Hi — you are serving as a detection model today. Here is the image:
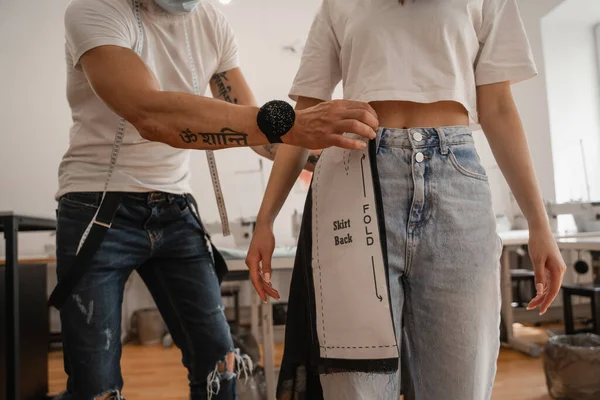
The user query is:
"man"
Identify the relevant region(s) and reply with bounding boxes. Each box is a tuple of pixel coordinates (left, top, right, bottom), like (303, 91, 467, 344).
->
(54, 0, 378, 399)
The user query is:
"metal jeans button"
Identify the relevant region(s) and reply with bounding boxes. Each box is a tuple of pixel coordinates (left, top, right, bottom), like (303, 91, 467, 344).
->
(415, 152, 424, 163)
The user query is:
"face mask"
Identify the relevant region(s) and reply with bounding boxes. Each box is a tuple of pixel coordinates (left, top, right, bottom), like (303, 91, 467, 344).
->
(153, 0, 201, 14)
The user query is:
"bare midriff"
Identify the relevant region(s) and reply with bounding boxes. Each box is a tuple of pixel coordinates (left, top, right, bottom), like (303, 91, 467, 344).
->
(369, 100, 470, 129)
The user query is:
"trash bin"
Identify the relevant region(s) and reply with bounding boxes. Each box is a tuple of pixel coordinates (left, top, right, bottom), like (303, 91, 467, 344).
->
(542, 333, 600, 400)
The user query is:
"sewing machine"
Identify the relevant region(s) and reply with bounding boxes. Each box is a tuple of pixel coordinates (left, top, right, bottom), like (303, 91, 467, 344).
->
(203, 218, 256, 248)
(547, 201, 600, 233)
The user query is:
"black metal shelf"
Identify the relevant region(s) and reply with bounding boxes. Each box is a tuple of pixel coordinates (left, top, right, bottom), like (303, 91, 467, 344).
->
(1, 212, 56, 400)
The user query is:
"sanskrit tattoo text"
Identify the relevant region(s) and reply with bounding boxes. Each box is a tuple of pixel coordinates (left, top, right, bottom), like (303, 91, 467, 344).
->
(212, 72, 238, 104)
(179, 128, 248, 146)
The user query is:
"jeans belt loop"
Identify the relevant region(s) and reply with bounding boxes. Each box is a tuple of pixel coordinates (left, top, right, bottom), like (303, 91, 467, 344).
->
(436, 128, 449, 155)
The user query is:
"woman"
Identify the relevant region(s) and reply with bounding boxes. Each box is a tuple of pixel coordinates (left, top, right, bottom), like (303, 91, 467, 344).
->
(246, 0, 566, 399)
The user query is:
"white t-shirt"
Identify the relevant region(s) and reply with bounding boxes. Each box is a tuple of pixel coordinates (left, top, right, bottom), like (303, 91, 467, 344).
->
(289, 0, 537, 124)
(56, 0, 239, 199)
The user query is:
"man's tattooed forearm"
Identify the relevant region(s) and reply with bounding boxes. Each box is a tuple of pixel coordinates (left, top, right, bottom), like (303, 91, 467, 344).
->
(212, 72, 238, 104)
(179, 128, 248, 146)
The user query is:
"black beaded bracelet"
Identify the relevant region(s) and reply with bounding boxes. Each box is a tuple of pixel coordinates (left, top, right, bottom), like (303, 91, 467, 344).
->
(256, 100, 296, 144)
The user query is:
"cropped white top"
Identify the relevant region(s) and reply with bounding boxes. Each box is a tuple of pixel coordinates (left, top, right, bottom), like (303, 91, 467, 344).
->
(289, 0, 538, 123)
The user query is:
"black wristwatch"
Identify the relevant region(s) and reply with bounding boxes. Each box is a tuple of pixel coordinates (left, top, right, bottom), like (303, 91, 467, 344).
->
(256, 100, 296, 144)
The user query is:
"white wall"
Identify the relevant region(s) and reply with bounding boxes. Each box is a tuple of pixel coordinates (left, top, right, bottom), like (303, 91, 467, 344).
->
(542, 0, 600, 203)
(0, 0, 73, 255)
(473, 0, 563, 225)
(512, 0, 562, 204)
(597, 25, 600, 76)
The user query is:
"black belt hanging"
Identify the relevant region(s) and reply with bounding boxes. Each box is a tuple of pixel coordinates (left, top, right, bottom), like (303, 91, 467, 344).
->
(48, 192, 124, 310)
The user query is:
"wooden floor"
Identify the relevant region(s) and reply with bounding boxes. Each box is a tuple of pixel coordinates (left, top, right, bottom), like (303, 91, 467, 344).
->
(49, 324, 552, 399)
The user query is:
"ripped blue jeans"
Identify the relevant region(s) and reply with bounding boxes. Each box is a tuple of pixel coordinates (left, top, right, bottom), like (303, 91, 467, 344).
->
(56, 192, 237, 400)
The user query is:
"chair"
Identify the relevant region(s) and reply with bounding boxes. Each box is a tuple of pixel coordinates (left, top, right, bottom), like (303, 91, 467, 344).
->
(511, 269, 536, 307)
(561, 283, 600, 335)
(221, 282, 241, 326)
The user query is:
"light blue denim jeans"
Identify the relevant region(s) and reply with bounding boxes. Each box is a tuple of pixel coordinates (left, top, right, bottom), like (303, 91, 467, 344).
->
(320, 126, 503, 399)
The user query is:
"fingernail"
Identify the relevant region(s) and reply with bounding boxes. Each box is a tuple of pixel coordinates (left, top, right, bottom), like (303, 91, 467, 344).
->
(359, 142, 367, 149)
(264, 273, 271, 283)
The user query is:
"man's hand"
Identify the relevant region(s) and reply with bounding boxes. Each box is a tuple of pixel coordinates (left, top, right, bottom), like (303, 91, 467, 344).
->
(286, 100, 379, 150)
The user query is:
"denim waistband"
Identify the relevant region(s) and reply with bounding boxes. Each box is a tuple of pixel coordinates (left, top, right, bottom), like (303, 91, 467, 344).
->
(378, 125, 473, 149)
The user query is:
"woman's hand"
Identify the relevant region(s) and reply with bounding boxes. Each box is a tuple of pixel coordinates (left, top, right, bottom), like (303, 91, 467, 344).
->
(526, 227, 567, 315)
(476, 83, 567, 315)
(245, 222, 280, 302)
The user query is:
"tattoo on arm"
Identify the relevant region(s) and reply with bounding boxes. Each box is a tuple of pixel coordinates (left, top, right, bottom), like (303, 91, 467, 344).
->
(176, 72, 247, 148)
(308, 154, 321, 165)
(262, 144, 278, 158)
(189, 71, 246, 148)
(212, 72, 238, 104)
(179, 127, 248, 146)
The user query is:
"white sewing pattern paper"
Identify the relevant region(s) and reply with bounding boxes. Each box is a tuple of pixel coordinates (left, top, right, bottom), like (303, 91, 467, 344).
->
(311, 137, 398, 361)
